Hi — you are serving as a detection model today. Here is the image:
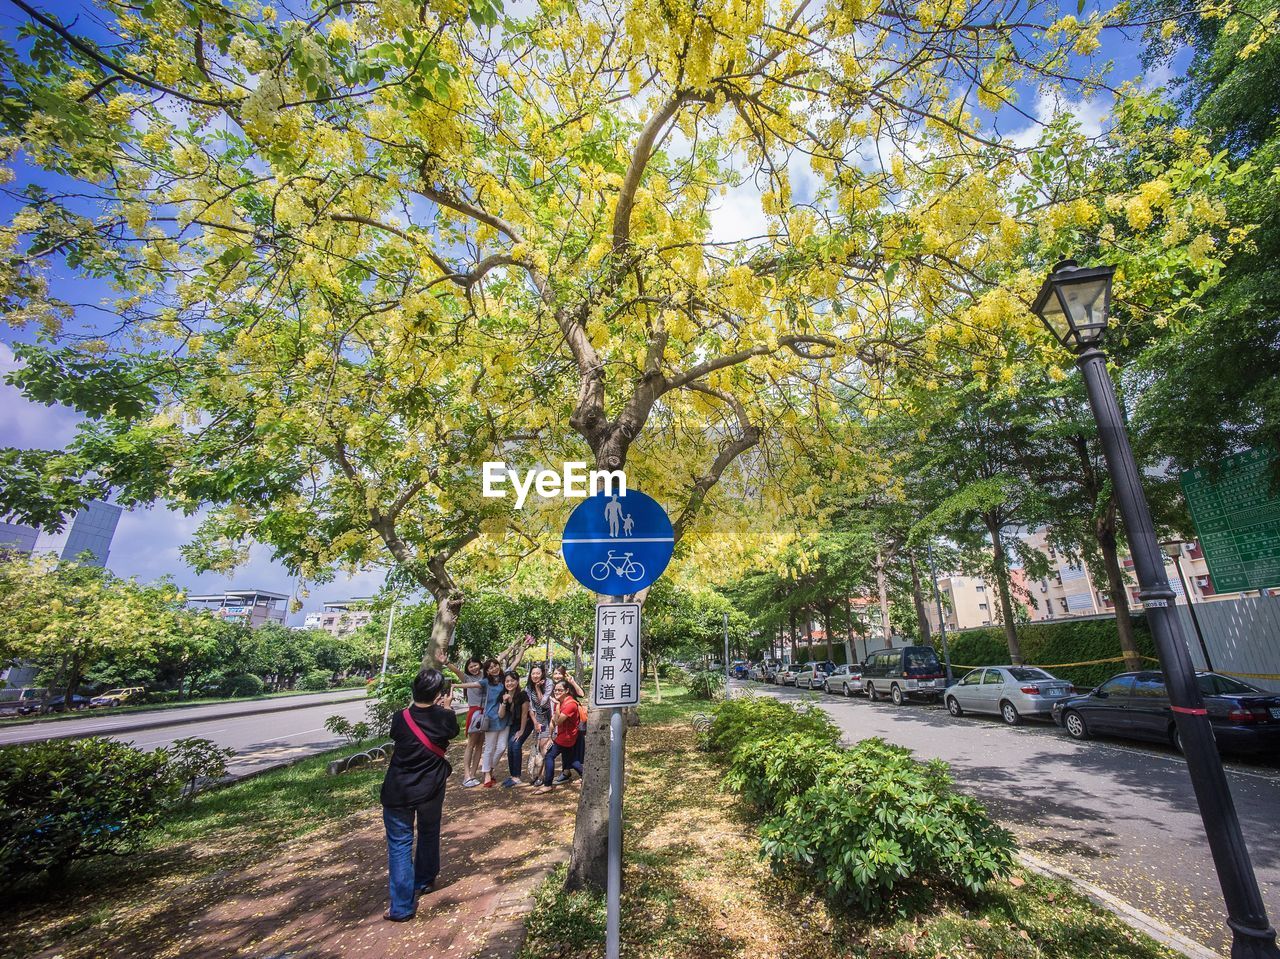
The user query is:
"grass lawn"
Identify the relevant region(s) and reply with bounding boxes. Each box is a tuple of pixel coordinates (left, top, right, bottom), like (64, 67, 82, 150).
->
(522, 685, 1180, 959)
(0, 740, 386, 959)
(0, 683, 368, 727)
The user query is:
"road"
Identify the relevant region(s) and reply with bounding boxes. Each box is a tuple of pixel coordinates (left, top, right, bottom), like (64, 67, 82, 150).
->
(0, 690, 372, 778)
(744, 680, 1280, 957)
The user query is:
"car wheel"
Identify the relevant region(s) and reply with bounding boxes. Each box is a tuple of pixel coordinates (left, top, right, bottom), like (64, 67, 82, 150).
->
(890, 684, 904, 706)
(946, 696, 963, 717)
(842, 682, 851, 697)
(1000, 701, 1021, 726)
(866, 682, 878, 702)
(1171, 725, 1184, 754)
(1064, 710, 1090, 740)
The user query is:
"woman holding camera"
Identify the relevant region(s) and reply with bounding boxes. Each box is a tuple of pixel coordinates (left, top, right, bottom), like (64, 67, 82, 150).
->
(381, 667, 459, 922)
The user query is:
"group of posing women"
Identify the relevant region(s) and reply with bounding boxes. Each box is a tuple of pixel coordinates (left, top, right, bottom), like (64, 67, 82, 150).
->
(377, 652, 588, 921)
(458, 656, 588, 790)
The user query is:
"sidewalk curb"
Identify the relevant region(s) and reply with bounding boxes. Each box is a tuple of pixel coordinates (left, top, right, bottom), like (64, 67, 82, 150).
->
(1017, 851, 1225, 959)
(474, 849, 570, 959)
(2, 693, 368, 744)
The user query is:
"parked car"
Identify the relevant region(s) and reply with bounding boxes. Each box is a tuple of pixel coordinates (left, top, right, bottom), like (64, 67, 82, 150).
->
(823, 665, 863, 697)
(861, 646, 947, 705)
(945, 667, 1074, 725)
(90, 686, 146, 708)
(1053, 670, 1280, 754)
(762, 659, 782, 682)
(774, 663, 801, 686)
(17, 693, 91, 715)
(793, 665, 828, 690)
(731, 661, 750, 679)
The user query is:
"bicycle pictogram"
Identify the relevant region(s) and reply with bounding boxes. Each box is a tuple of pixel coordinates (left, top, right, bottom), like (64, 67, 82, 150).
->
(590, 550, 646, 582)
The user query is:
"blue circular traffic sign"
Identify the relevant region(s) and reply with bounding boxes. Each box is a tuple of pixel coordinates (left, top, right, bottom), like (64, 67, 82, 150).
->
(561, 489, 674, 594)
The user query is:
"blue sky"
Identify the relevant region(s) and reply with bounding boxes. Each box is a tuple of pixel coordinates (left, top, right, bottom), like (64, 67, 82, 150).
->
(0, 1, 1188, 619)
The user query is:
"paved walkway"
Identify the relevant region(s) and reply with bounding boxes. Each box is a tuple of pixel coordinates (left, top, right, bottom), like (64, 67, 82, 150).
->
(50, 749, 577, 959)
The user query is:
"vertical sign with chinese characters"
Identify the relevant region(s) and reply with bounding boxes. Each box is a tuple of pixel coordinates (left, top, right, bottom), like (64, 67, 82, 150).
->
(592, 602, 641, 708)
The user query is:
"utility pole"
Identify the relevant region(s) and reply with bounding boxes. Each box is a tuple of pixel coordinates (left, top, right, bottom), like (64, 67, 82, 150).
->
(379, 603, 397, 682)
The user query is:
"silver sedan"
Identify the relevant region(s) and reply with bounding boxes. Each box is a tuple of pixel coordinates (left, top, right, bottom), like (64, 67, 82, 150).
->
(774, 664, 801, 686)
(823, 665, 863, 696)
(944, 666, 1075, 725)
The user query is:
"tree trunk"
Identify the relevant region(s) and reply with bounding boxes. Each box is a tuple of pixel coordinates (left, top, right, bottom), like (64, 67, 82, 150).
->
(789, 607, 796, 662)
(875, 548, 892, 643)
(62, 652, 84, 707)
(822, 603, 834, 662)
(1096, 505, 1142, 670)
(803, 609, 813, 663)
(652, 658, 662, 703)
(420, 585, 463, 669)
(985, 514, 1023, 665)
(565, 703, 614, 891)
(908, 554, 932, 644)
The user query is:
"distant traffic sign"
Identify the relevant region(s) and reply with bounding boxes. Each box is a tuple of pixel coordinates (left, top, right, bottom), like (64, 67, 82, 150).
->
(1180, 447, 1280, 593)
(561, 489, 674, 594)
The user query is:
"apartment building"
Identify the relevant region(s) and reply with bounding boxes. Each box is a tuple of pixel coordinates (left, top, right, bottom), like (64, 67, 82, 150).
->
(922, 573, 999, 633)
(1023, 528, 1229, 622)
(303, 598, 375, 637)
(187, 588, 289, 628)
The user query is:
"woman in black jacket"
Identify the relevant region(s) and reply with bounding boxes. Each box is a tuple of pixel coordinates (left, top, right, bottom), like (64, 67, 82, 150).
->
(381, 667, 459, 921)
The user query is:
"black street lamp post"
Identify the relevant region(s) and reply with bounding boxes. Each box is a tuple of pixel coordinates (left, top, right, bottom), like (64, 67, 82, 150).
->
(1033, 259, 1278, 959)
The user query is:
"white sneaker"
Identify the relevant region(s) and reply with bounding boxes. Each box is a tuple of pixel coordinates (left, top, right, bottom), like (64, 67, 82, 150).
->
(462, 778, 481, 788)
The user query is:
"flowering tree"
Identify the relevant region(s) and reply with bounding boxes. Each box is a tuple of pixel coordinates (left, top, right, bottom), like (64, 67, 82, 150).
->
(0, 0, 1252, 891)
(0, 553, 182, 702)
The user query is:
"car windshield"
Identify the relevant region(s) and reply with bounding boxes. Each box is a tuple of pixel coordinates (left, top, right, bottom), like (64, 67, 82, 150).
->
(1199, 674, 1263, 696)
(1007, 668, 1053, 682)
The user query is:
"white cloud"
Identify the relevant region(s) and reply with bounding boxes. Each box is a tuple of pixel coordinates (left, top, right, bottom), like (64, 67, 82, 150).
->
(1141, 62, 1175, 93)
(709, 176, 772, 247)
(109, 504, 394, 622)
(0, 341, 84, 451)
(1007, 89, 1111, 149)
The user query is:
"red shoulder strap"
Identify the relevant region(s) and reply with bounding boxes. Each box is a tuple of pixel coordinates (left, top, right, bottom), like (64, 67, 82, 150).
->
(402, 708, 448, 759)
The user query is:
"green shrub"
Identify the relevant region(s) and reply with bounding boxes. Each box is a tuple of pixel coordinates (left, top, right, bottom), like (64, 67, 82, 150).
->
(709, 696, 1014, 914)
(367, 670, 414, 736)
(220, 673, 265, 698)
(707, 693, 838, 754)
(0, 738, 176, 885)
(325, 714, 372, 745)
(163, 737, 235, 800)
(945, 616, 1156, 689)
(688, 669, 726, 700)
(301, 669, 332, 691)
(656, 660, 685, 680)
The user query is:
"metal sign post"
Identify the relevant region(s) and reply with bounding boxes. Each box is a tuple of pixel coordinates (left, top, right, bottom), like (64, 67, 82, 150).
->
(592, 602, 641, 959)
(723, 610, 730, 692)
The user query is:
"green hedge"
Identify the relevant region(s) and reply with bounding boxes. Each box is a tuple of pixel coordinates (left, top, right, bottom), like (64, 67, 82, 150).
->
(706, 696, 1014, 913)
(943, 615, 1156, 689)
